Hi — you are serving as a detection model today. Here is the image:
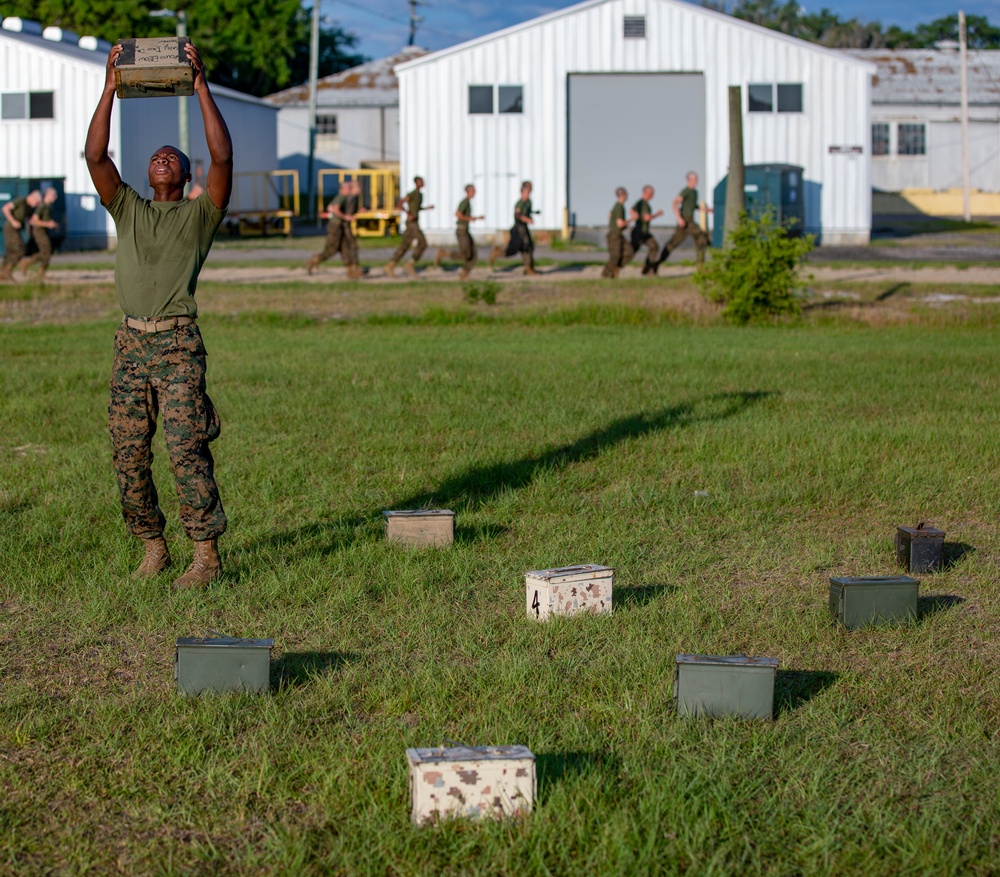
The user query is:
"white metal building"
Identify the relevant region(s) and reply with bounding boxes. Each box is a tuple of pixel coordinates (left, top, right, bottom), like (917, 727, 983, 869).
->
(847, 48, 1000, 194)
(396, 0, 876, 245)
(1, 18, 278, 249)
(266, 48, 426, 184)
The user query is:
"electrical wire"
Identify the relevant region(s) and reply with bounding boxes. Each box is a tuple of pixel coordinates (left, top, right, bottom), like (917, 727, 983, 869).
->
(331, 0, 468, 42)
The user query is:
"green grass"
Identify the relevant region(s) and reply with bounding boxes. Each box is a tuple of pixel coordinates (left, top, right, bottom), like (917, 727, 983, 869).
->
(1, 310, 999, 876)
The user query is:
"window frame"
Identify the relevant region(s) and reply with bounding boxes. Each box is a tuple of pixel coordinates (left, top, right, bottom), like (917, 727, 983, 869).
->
(468, 85, 494, 115)
(498, 85, 523, 115)
(897, 122, 926, 156)
(872, 122, 890, 156)
(776, 83, 803, 113)
(748, 83, 774, 113)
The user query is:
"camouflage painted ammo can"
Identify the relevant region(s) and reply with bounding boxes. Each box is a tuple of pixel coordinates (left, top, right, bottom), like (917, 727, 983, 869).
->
(384, 509, 455, 547)
(114, 37, 194, 99)
(829, 576, 919, 629)
(673, 655, 779, 720)
(406, 745, 536, 825)
(525, 564, 613, 621)
(895, 525, 945, 573)
(174, 637, 273, 696)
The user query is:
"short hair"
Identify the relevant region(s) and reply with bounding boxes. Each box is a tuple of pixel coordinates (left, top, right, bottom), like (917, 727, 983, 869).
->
(686, 171, 698, 178)
(521, 180, 532, 189)
(414, 175, 423, 183)
(615, 187, 627, 198)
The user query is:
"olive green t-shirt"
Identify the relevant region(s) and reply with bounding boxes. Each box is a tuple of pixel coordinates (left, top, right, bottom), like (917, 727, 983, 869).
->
(632, 199, 653, 234)
(514, 198, 532, 225)
(404, 189, 423, 222)
(33, 203, 53, 223)
(609, 202, 625, 231)
(679, 187, 698, 223)
(329, 193, 357, 225)
(8, 197, 31, 225)
(456, 197, 471, 229)
(106, 183, 226, 319)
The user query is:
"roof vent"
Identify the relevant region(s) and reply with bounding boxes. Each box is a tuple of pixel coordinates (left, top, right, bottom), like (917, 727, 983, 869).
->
(624, 15, 646, 39)
(2, 17, 43, 34)
(78, 35, 111, 52)
(43, 26, 79, 43)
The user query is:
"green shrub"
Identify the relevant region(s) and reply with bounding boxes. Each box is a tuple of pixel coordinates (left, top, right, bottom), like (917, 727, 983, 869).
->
(696, 209, 814, 324)
(463, 280, 499, 305)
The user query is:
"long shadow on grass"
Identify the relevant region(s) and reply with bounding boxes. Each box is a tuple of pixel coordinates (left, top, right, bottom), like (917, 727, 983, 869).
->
(943, 542, 976, 570)
(272, 650, 360, 689)
(392, 391, 776, 513)
(918, 594, 965, 618)
(774, 669, 839, 717)
(616, 584, 678, 610)
(535, 751, 619, 802)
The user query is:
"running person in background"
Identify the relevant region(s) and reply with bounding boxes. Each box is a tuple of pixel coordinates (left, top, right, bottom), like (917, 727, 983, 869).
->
(22, 188, 60, 280)
(1, 189, 40, 280)
(602, 187, 634, 279)
(435, 184, 484, 279)
(629, 185, 663, 275)
(490, 181, 537, 275)
(306, 179, 361, 279)
(658, 172, 711, 268)
(86, 40, 233, 590)
(386, 176, 433, 277)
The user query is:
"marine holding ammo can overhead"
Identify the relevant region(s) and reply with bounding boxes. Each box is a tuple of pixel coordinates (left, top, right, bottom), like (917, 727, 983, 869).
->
(114, 37, 194, 99)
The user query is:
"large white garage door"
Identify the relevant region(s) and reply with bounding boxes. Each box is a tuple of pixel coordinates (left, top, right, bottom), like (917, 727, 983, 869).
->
(568, 73, 706, 228)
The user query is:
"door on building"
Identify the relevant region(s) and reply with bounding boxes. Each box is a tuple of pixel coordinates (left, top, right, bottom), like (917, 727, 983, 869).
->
(567, 73, 705, 229)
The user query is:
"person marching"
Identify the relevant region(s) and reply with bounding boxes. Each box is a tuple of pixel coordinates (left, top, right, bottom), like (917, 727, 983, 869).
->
(1, 189, 41, 280)
(602, 187, 634, 279)
(629, 185, 663, 275)
(21, 188, 60, 280)
(435, 184, 484, 279)
(306, 178, 361, 279)
(658, 172, 712, 269)
(386, 176, 433, 277)
(86, 40, 233, 589)
(490, 180, 538, 275)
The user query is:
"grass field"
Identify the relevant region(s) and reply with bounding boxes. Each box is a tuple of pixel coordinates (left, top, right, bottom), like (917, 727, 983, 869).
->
(1, 280, 999, 876)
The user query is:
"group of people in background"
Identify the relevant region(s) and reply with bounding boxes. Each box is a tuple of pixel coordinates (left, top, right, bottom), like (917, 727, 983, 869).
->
(306, 173, 709, 281)
(0, 187, 60, 281)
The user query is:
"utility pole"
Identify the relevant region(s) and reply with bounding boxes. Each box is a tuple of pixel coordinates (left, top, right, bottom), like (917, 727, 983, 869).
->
(408, 0, 422, 46)
(959, 9, 971, 223)
(306, 0, 321, 221)
(724, 85, 746, 247)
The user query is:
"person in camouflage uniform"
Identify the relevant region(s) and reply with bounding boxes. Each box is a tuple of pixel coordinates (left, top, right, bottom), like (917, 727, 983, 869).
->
(658, 172, 712, 268)
(306, 179, 360, 278)
(21, 188, 60, 279)
(1, 189, 41, 280)
(490, 181, 537, 275)
(86, 40, 233, 590)
(629, 185, 664, 275)
(434, 184, 483, 279)
(386, 176, 433, 277)
(602, 187, 634, 279)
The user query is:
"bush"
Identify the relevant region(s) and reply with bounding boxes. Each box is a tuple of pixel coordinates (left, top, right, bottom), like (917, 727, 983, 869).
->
(463, 280, 499, 305)
(696, 209, 814, 324)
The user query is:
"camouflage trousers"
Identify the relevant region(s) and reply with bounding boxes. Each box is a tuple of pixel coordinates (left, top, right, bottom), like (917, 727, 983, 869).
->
(317, 220, 358, 267)
(109, 321, 226, 541)
(2, 224, 25, 271)
(602, 231, 635, 277)
(660, 222, 710, 266)
(30, 227, 53, 269)
(443, 227, 477, 271)
(392, 222, 427, 264)
(630, 230, 659, 273)
(504, 223, 534, 270)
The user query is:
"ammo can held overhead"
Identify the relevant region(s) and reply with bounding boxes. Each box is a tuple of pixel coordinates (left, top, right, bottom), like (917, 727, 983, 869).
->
(674, 654, 779, 720)
(895, 524, 945, 574)
(175, 636, 273, 696)
(115, 37, 194, 99)
(829, 576, 919, 629)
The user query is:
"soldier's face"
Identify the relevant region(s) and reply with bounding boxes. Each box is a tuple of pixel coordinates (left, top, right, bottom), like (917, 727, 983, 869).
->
(643, 187, 654, 200)
(467, 186, 475, 198)
(687, 174, 698, 187)
(148, 146, 191, 189)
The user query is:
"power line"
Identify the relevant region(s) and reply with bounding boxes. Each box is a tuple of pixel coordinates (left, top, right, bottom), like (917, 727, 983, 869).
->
(332, 0, 467, 42)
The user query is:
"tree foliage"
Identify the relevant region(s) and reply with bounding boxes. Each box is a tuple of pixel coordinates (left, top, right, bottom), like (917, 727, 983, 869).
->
(703, 1, 1000, 49)
(4, 0, 368, 96)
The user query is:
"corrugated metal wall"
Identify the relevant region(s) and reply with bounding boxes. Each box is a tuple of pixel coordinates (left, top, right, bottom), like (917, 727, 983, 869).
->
(398, 0, 873, 244)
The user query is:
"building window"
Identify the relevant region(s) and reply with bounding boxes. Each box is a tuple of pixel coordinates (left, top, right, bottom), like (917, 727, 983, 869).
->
(498, 85, 523, 114)
(872, 123, 890, 156)
(898, 123, 926, 156)
(1, 91, 54, 120)
(748, 83, 773, 112)
(777, 83, 802, 113)
(468, 85, 493, 114)
(623, 15, 646, 38)
(315, 112, 338, 151)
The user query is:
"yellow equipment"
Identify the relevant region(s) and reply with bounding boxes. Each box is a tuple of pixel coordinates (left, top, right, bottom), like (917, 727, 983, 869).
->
(227, 170, 300, 236)
(317, 168, 400, 237)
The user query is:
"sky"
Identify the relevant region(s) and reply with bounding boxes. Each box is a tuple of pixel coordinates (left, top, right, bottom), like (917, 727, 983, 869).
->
(325, 0, 999, 60)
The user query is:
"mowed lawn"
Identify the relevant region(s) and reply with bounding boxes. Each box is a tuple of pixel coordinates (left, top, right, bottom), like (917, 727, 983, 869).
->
(1, 307, 998, 876)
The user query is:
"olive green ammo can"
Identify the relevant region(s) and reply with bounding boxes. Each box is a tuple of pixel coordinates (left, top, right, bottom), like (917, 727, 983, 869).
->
(175, 637, 273, 696)
(895, 525, 945, 573)
(115, 37, 194, 99)
(673, 654, 779, 720)
(829, 576, 919, 629)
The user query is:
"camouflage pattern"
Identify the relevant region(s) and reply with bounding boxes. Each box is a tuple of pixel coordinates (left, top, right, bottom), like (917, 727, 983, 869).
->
(316, 218, 358, 267)
(441, 228, 476, 271)
(407, 745, 536, 824)
(391, 222, 428, 264)
(526, 564, 613, 621)
(108, 321, 226, 541)
(2, 224, 25, 271)
(30, 225, 53, 269)
(660, 223, 710, 266)
(602, 231, 635, 278)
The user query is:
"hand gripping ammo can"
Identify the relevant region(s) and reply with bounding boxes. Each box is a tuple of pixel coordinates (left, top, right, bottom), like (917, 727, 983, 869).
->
(115, 37, 194, 99)
(829, 576, 919, 629)
(895, 524, 945, 573)
(673, 654, 779, 720)
(175, 636, 273, 695)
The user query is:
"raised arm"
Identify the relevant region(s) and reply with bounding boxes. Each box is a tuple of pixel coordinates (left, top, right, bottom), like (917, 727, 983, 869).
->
(1, 201, 19, 228)
(85, 44, 124, 205)
(186, 43, 233, 210)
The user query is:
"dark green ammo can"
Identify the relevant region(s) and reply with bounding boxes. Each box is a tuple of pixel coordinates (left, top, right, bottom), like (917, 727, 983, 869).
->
(673, 655, 779, 720)
(895, 525, 945, 573)
(829, 576, 919, 629)
(175, 637, 273, 696)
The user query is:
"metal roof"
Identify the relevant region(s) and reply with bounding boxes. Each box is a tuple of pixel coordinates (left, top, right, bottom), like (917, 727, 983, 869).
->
(846, 48, 1000, 106)
(264, 47, 428, 108)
